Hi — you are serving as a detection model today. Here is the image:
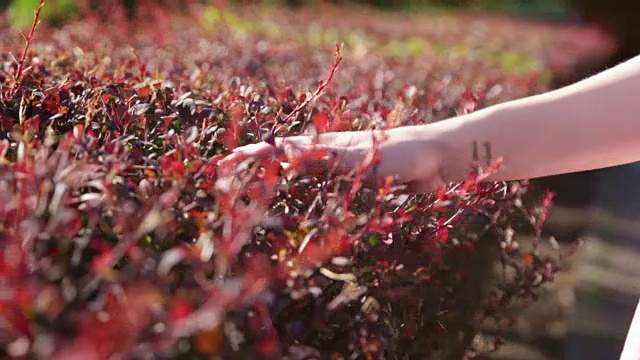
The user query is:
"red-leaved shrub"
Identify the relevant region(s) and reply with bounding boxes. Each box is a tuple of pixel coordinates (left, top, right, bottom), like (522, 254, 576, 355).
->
(0, 2, 610, 359)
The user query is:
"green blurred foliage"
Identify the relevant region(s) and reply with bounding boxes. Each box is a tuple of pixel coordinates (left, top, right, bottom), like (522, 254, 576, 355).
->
(272, 0, 570, 20)
(2, 0, 570, 29)
(0, 0, 587, 32)
(8, 0, 78, 28)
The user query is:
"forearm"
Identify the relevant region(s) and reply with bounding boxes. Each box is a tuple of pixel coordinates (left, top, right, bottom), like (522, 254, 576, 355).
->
(394, 55, 640, 183)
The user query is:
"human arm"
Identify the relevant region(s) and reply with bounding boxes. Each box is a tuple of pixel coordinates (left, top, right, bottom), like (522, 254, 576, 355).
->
(381, 54, 640, 185)
(223, 55, 640, 192)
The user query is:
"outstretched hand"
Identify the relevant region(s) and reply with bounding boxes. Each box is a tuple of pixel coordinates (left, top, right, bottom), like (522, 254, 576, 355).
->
(218, 128, 448, 193)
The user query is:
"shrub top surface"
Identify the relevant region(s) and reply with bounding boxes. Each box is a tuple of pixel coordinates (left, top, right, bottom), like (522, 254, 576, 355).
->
(0, 4, 608, 359)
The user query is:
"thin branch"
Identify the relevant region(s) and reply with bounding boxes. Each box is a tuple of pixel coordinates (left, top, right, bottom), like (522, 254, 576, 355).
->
(274, 43, 343, 132)
(11, 0, 45, 96)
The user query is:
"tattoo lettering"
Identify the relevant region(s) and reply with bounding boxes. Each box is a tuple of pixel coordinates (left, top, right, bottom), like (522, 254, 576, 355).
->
(471, 140, 494, 174)
(472, 140, 480, 162)
(483, 141, 493, 165)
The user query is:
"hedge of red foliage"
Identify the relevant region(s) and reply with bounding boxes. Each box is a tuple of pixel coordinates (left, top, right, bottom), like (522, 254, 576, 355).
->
(0, 2, 612, 359)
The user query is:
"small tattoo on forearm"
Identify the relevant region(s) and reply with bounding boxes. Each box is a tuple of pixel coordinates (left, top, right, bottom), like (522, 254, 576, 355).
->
(471, 140, 494, 171)
(472, 141, 479, 162)
(483, 141, 493, 165)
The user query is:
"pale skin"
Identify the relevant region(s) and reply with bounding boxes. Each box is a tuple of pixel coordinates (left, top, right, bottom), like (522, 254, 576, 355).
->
(222, 54, 640, 192)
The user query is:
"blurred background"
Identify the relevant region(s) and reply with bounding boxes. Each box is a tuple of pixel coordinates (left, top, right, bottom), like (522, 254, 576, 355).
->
(0, 0, 577, 25)
(0, 0, 588, 27)
(3, 1, 639, 359)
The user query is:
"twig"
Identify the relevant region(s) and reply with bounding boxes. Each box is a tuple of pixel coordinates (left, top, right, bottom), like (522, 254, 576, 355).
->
(11, 0, 45, 96)
(130, 46, 148, 81)
(275, 43, 343, 131)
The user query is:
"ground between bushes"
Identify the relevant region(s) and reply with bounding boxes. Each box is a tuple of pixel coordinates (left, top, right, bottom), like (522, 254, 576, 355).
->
(478, 235, 579, 360)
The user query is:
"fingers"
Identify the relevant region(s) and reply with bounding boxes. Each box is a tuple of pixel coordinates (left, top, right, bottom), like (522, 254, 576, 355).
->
(217, 135, 316, 173)
(217, 138, 443, 195)
(218, 142, 275, 170)
(216, 138, 311, 177)
(217, 134, 366, 181)
(296, 157, 334, 177)
(231, 142, 275, 157)
(404, 177, 446, 194)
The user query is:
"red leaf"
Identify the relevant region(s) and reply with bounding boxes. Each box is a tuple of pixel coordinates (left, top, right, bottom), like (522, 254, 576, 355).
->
(23, 115, 41, 133)
(159, 154, 186, 179)
(256, 331, 280, 357)
(300, 243, 324, 265)
(522, 254, 534, 266)
(170, 299, 193, 322)
(261, 159, 281, 187)
(91, 250, 113, 272)
(0, 141, 9, 160)
(435, 218, 449, 243)
(312, 110, 331, 133)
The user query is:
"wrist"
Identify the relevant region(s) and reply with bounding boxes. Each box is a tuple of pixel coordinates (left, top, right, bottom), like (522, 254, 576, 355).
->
(440, 106, 509, 183)
(405, 109, 495, 184)
(379, 125, 449, 184)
